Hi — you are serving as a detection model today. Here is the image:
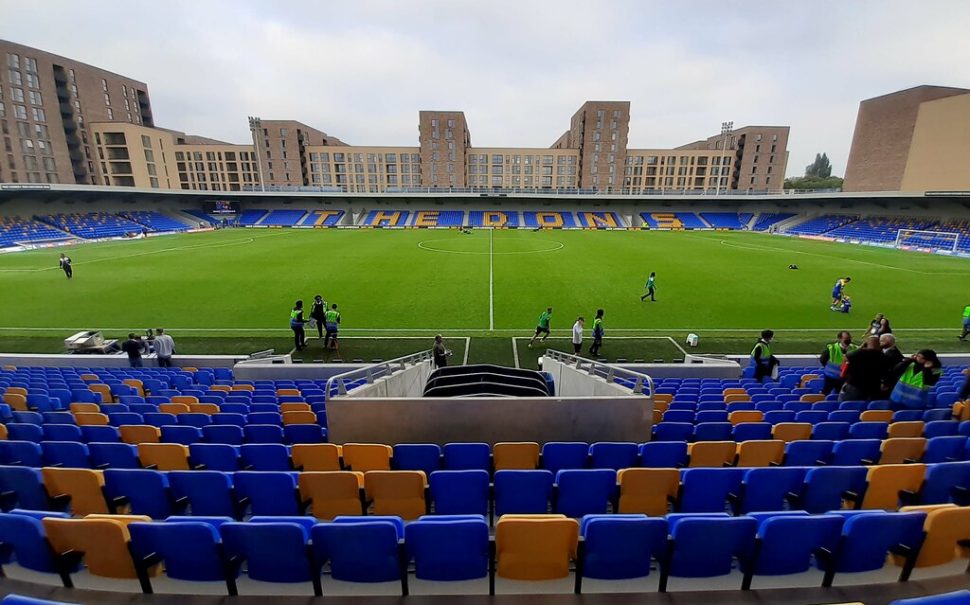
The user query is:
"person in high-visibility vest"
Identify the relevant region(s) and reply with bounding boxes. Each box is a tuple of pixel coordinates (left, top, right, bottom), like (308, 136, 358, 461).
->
(589, 309, 605, 357)
(324, 304, 341, 351)
(289, 300, 308, 351)
(819, 331, 856, 395)
(750, 329, 778, 383)
(960, 305, 970, 341)
(889, 349, 942, 410)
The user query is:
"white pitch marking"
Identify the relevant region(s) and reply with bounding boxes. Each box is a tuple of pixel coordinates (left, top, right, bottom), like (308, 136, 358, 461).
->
(463, 336, 471, 366)
(489, 228, 494, 332)
(417, 238, 564, 255)
(511, 337, 520, 368)
(0, 326, 959, 334)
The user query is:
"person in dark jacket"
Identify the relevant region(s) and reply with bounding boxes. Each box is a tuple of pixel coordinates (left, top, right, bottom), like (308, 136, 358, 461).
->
(309, 295, 327, 340)
(120, 333, 145, 368)
(879, 333, 904, 397)
(839, 336, 884, 402)
(432, 334, 450, 368)
(888, 349, 942, 410)
(750, 329, 778, 383)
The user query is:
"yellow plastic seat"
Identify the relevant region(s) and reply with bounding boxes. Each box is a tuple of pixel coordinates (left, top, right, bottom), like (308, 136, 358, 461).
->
(799, 374, 820, 388)
(122, 379, 144, 397)
(79, 374, 99, 383)
(230, 384, 255, 392)
(652, 409, 664, 424)
(120, 425, 161, 445)
(736, 440, 785, 467)
(74, 412, 109, 426)
(280, 402, 312, 413)
(494, 442, 540, 470)
(688, 441, 737, 467)
(3, 393, 27, 411)
(729, 410, 764, 425)
(725, 393, 750, 404)
(138, 443, 190, 470)
(859, 464, 926, 510)
(159, 403, 190, 415)
(799, 394, 825, 404)
(208, 385, 231, 393)
(277, 388, 302, 397)
(0, 424, 7, 440)
(5, 387, 28, 397)
(654, 393, 673, 406)
(860, 410, 893, 423)
(43, 517, 158, 580)
(170, 396, 198, 406)
(364, 470, 427, 520)
(495, 515, 579, 580)
(888, 421, 925, 439)
(343, 443, 393, 472)
(722, 388, 747, 397)
(772, 423, 813, 442)
(895, 505, 970, 569)
(617, 468, 679, 516)
(299, 471, 365, 520)
(88, 384, 113, 404)
(189, 403, 219, 415)
(69, 403, 100, 414)
(292, 443, 342, 471)
(41, 468, 109, 516)
(879, 438, 926, 465)
(282, 410, 317, 425)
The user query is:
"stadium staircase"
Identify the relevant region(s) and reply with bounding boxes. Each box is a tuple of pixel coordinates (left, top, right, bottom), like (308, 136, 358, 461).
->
(423, 364, 553, 398)
(180, 209, 217, 226)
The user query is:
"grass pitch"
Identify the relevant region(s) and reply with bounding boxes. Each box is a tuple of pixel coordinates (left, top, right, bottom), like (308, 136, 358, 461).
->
(0, 227, 968, 365)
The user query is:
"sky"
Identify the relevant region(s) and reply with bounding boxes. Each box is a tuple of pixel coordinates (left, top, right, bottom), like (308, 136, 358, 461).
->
(2, 0, 969, 178)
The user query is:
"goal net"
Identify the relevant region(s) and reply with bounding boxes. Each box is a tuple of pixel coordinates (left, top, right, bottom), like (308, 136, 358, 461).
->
(894, 229, 960, 252)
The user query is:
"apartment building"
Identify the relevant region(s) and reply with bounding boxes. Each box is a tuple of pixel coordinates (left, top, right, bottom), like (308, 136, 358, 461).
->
(0, 39, 153, 186)
(843, 85, 970, 192)
(248, 119, 346, 188)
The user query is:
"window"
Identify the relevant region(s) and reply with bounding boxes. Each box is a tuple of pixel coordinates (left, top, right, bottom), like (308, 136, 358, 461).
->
(104, 93, 111, 106)
(106, 108, 113, 119)
(144, 149, 155, 163)
(25, 73, 38, 88)
(7, 53, 20, 68)
(11, 88, 24, 103)
(101, 79, 108, 91)
(13, 104, 26, 120)
(33, 124, 48, 138)
(23, 57, 36, 73)
(447, 119, 454, 128)
(8, 70, 22, 86)
(22, 139, 34, 152)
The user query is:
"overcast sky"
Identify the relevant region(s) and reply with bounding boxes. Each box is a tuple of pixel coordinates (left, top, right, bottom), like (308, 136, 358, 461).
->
(2, 0, 968, 177)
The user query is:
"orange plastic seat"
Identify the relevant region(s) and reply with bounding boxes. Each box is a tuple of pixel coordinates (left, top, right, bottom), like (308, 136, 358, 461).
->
(494, 442, 540, 470)
(88, 384, 113, 404)
(799, 374, 820, 388)
(69, 403, 100, 414)
(495, 515, 579, 580)
(208, 385, 231, 393)
(858, 464, 926, 510)
(799, 394, 825, 404)
(170, 396, 198, 405)
(652, 409, 664, 424)
(277, 388, 301, 397)
(617, 468, 679, 516)
(895, 505, 970, 569)
(5, 387, 27, 398)
(299, 471, 365, 520)
(888, 421, 925, 439)
(729, 410, 764, 425)
(138, 443, 190, 471)
(0, 424, 7, 440)
(120, 425, 161, 444)
(879, 438, 926, 465)
(292, 443, 342, 471)
(122, 379, 144, 397)
(654, 393, 673, 406)
(43, 517, 158, 580)
(280, 402, 312, 413)
(860, 410, 893, 423)
(3, 393, 28, 411)
(654, 400, 669, 415)
(181, 367, 198, 373)
(725, 394, 751, 404)
(74, 412, 109, 426)
(688, 441, 737, 467)
(230, 384, 255, 392)
(79, 374, 99, 383)
(189, 403, 219, 415)
(772, 423, 813, 442)
(159, 403, 190, 415)
(343, 443, 393, 472)
(283, 411, 317, 425)
(364, 470, 427, 520)
(41, 468, 109, 516)
(736, 440, 785, 467)
(722, 388, 747, 397)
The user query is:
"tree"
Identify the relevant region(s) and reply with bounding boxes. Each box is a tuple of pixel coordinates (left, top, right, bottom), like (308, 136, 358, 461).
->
(805, 153, 832, 178)
(784, 175, 843, 190)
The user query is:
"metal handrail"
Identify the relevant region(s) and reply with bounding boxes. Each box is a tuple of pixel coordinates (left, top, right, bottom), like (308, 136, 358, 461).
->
(324, 349, 434, 401)
(542, 350, 655, 398)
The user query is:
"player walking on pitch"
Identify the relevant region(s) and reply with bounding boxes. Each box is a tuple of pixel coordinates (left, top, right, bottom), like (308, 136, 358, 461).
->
(58, 253, 73, 279)
(640, 272, 657, 302)
(528, 307, 553, 348)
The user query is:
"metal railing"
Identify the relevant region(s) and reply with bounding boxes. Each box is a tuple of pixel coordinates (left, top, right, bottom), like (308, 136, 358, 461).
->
(239, 184, 793, 197)
(543, 349, 655, 398)
(324, 349, 434, 401)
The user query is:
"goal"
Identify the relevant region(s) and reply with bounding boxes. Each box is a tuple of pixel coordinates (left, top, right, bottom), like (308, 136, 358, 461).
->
(894, 229, 960, 252)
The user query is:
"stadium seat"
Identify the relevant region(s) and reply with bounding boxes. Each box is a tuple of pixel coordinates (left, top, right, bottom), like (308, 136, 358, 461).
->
(405, 516, 490, 582)
(298, 471, 365, 520)
(221, 521, 319, 594)
(772, 423, 812, 442)
(494, 470, 554, 516)
(168, 470, 241, 518)
(429, 470, 489, 516)
(665, 516, 757, 585)
(653, 423, 693, 442)
(312, 518, 403, 591)
(5, 424, 42, 443)
(687, 441, 736, 467)
(879, 438, 927, 464)
(736, 440, 785, 467)
(741, 513, 844, 589)
(161, 425, 203, 445)
(639, 442, 688, 468)
(923, 437, 969, 464)
(541, 442, 588, 474)
(41, 467, 110, 515)
(831, 439, 882, 465)
(243, 424, 285, 444)
(0, 510, 75, 575)
(364, 470, 427, 520)
(896, 505, 970, 572)
(494, 515, 579, 581)
(103, 468, 176, 519)
(203, 425, 244, 445)
(240, 443, 292, 471)
(189, 443, 240, 471)
(735, 467, 807, 514)
(128, 520, 238, 593)
(41, 441, 91, 469)
(576, 515, 667, 591)
(43, 424, 83, 442)
(693, 423, 733, 442)
(733, 423, 773, 442)
(120, 425, 160, 444)
(887, 591, 970, 605)
(678, 468, 744, 513)
(43, 516, 154, 587)
(821, 510, 926, 586)
(813, 422, 851, 441)
(291, 443, 341, 471)
(233, 471, 300, 516)
(924, 421, 961, 439)
(393, 443, 442, 475)
(138, 443, 190, 471)
(797, 466, 868, 513)
(493, 442, 540, 470)
(617, 468, 679, 515)
(850, 464, 926, 510)
(88, 442, 140, 470)
(343, 443, 393, 472)
(849, 422, 890, 440)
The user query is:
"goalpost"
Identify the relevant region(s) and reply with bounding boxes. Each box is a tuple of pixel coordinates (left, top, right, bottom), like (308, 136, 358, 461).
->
(894, 229, 960, 253)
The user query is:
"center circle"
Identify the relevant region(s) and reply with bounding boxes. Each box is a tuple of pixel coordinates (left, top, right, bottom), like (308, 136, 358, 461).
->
(417, 237, 564, 255)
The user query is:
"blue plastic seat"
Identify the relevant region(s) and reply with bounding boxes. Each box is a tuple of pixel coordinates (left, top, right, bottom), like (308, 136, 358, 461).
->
(241, 444, 292, 471)
(737, 467, 807, 514)
(232, 471, 300, 515)
(589, 442, 638, 470)
(663, 410, 695, 423)
(813, 422, 850, 441)
(189, 443, 241, 472)
(742, 513, 844, 588)
(692, 423, 733, 442)
(168, 470, 241, 518)
(733, 423, 772, 442)
(161, 425, 204, 445)
(212, 412, 246, 426)
(795, 410, 828, 425)
(429, 470, 489, 516)
(849, 422, 889, 440)
(667, 516, 758, 582)
(764, 410, 797, 425)
(394, 444, 442, 475)
(798, 466, 869, 513)
(221, 521, 319, 593)
(79, 425, 121, 443)
(42, 412, 75, 425)
(893, 410, 925, 422)
(578, 514, 667, 586)
(0, 467, 52, 511)
(923, 437, 968, 464)
(679, 468, 745, 513)
(831, 439, 881, 465)
(42, 425, 83, 442)
(838, 401, 867, 411)
(5, 424, 43, 443)
(828, 410, 861, 424)
(41, 442, 91, 469)
(87, 442, 140, 469)
(887, 590, 970, 605)
(919, 461, 970, 504)
(178, 413, 212, 428)
(555, 469, 617, 517)
(653, 422, 693, 442)
(243, 424, 285, 444)
(405, 515, 490, 582)
(107, 412, 143, 427)
(104, 468, 175, 519)
(924, 409, 954, 422)
(822, 510, 927, 585)
(639, 442, 688, 468)
(442, 442, 491, 471)
(0, 510, 74, 574)
(284, 425, 326, 444)
(247, 412, 283, 426)
(695, 411, 729, 424)
(128, 520, 237, 590)
(142, 412, 177, 428)
(0, 442, 43, 467)
(784, 440, 833, 466)
(924, 421, 961, 439)
(203, 424, 244, 446)
(312, 519, 403, 590)
(493, 470, 554, 516)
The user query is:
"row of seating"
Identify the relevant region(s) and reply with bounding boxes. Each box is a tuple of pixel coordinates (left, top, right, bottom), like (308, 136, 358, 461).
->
(654, 399, 958, 418)
(2, 460, 969, 522)
(1, 506, 967, 595)
(652, 419, 959, 442)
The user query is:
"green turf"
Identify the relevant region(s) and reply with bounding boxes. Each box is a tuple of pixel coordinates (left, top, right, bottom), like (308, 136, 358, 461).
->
(1, 228, 968, 365)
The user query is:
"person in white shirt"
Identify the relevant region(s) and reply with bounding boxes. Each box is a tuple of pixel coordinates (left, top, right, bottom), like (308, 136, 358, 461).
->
(154, 328, 176, 367)
(571, 316, 584, 355)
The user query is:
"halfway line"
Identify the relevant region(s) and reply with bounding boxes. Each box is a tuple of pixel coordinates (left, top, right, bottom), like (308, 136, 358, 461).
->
(489, 228, 494, 331)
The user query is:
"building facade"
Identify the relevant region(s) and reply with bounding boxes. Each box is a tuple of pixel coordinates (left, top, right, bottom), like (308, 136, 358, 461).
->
(843, 85, 970, 192)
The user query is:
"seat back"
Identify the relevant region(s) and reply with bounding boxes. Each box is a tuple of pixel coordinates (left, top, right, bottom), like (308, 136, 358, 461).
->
(540, 442, 588, 474)
(753, 514, 844, 575)
(669, 516, 757, 577)
(879, 438, 927, 465)
(103, 468, 171, 519)
(364, 470, 427, 520)
(580, 515, 668, 580)
(233, 471, 300, 515)
(188, 443, 240, 472)
(128, 520, 227, 582)
(405, 517, 490, 581)
(495, 515, 579, 580)
(429, 470, 489, 516)
(772, 423, 812, 442)
(292, 443, 341, 471)
(442, 442, 491, 471)
(688, 441, 736, 467)
(834, 511, 926, 572)
(740, 467, 807, 513)
(888, 421, 925, 438)
(221, 521, 312, 582)
(0, 511, 67, 572)
(43, 516, 148, 578)
(0, 467, 49, 510)
(392, 444, 441, 475)
(240, 443, 292, 471)
(312, 520, 403, 583)
(493, 442, 540, 470)
(119, 425, 161, 445)
(907, 505, 970, 567)
(920, 461, 970, 504)
(168, 470, 237, 518)
(831, 439, 882, 465)
(639, 442, 688, 468)
(343, 443, 393, 472)
(679, 468, 745, 512)
(801, 466, 868, 513)
(298, 471, 365, 520)
(736, 440, 785, 467)
(555, 469, 617, 517)
(861, 464, 926, 510)
(494, 470, 554, 516)
(617, 468, 679, 516)
(41, 467, 108, 515)
(138, 443, 190, 471)
(589, 442, 638, 470)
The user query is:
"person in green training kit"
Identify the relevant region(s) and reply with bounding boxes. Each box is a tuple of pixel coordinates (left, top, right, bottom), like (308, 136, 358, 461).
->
(528, 307, 553, 348)
(960, 304, 970, 341)
(324, 304, 341, 351)
(640, 271, 657, 302)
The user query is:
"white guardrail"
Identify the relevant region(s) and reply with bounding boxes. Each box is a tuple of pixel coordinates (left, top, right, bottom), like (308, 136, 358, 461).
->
(324, 349, 434, 401)
(542, 349, 655, 398)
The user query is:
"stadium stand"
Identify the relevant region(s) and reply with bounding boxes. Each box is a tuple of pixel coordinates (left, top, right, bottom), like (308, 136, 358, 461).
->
(37, 213, 146, 239)
(783, 215, 859, 236)
(700, 213, 744, 230)
(0, 216, 72, 248)
(413, 210, 465, 227)
(751, 212, 796, 231)
(825, 216, 970, 253)
(303, 209, 345, 226)
(238, 209, 269, 226)
(261, 209, 309, 226)
(120, 211, 191, 232)
(182, 209, 218, 226)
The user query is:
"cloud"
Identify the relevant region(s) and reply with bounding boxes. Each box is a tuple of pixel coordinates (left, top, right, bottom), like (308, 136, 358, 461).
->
(1, 0, 968, 177)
